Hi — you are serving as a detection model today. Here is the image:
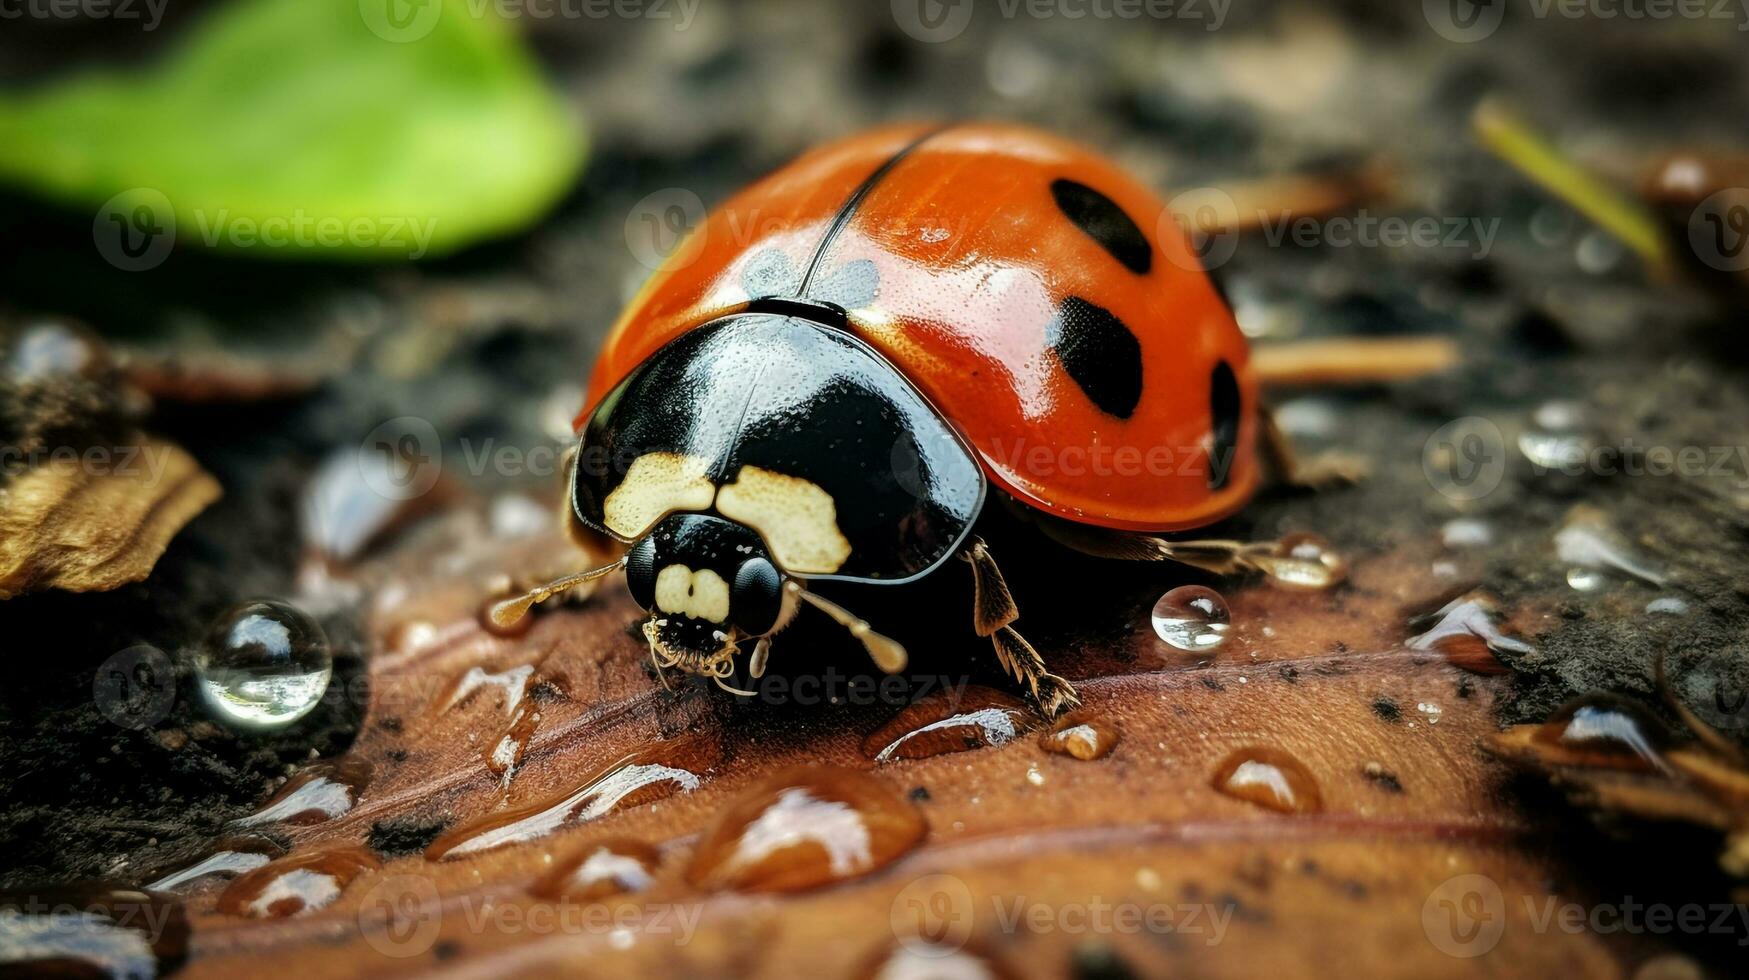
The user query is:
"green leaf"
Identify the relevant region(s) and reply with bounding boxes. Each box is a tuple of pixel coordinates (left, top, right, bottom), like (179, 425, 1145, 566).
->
(0, 0, 585, 260)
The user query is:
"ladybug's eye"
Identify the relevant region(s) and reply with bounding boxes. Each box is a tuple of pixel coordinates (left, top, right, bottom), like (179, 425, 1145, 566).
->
(731, 557, 783, 636)
(625, 538, 658, 610)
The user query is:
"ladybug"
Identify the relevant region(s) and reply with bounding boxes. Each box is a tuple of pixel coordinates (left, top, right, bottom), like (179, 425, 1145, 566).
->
(493, 122, 1348, 718)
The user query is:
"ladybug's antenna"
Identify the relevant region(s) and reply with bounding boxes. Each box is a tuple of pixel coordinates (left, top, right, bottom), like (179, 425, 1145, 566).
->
(488, 557, 628, 629)
(787, 582, 908, 674)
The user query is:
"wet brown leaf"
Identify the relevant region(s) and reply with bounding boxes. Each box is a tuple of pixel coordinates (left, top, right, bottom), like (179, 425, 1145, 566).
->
(0, 433, 220, 599)
(150, 530, 1675, 978)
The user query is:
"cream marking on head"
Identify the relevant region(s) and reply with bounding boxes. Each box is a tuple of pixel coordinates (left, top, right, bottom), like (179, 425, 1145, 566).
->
(653, 564, 730, 623)
(603, 452, 715, 538)
(714, 465, 852, 574)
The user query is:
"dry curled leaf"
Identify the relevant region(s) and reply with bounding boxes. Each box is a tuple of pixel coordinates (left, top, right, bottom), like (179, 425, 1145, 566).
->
(0, 433, 220, 599)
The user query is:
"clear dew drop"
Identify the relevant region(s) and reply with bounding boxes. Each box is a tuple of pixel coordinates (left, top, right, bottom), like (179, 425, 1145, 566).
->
(1039, 712, 1120, 761)
(195, 599, 332, 730)
(145, 835, 287, 892)
(1407, 593, 1533, 675)
(685, 766, 926, 893)
(1151, 586, 1232, 652)
(1440, 518, 1493, 549)
(861, 687, 1035, 762)
(1517, 400, 1595, 471)
(1256, 533, 1347, 591)
(1555, 506, 1666, 589)
(1645, 596, 1689, 615)
(215, 847, 380, 919)
(1211, 747, 1323, 814)
(1536, 695, 1673, 773)
(0, 885, 188, 979)
(531, 839, 662, 903)
(1566, 567, 1607, 592)
(230, 759, 373, 828)
(426, 740, 718, 861)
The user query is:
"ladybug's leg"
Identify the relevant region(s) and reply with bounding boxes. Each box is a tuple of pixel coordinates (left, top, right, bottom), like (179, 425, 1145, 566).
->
(961, 537, 1080, 719)
(1260, 402, 1370, 489)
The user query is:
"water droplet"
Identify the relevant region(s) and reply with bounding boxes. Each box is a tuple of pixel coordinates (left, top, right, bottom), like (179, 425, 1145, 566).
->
(0, 885, 188, 979)
(489, 494, 552, 538)
(1440, 518, 1493, 549)
(531, 839, 661, 902)
(300, 449, 416, 564)
(1518, 400, 1595, 472)
(427, 741, 716, 861)
(1151, 586, 1232, 652)
(195, 599, 332, 730)
(687, 766, 926, 893)
(4, 317, 110, 383)
(861, 687, 1035, 762)
(1566, 567, 1607, 592)
(1416, 702, 1443, 724)
(1038, 713, 1120, 761)
(1211, 747, 1323, 814)
(145, 835, 287, 892)
(1633, 953, 1705, 980)
(486, 704, 541, 786)
(1575, 230, 1623, 275)
(1256, 533, 1347, 591)
(856, 941, 1016, 980)
(431, 664, 535, 718)
(215, 847, 380, 919)
(1645, 596, 1689, 615)
(231, 760, 372, 828)
(1537, 695, 1672, 772)
(1406, 594, 1532, 675)
(1555, 506, 1665, 589)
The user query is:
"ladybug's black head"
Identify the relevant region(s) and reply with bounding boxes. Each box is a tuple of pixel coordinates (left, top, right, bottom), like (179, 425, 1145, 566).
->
(623, 513, 795, 689)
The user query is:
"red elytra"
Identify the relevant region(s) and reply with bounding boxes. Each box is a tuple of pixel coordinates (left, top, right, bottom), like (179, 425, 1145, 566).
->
(581, 122, 1257, 534)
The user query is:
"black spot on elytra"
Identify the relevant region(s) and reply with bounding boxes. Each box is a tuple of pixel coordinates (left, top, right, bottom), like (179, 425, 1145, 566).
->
(1208, 360, 1240, 489)
(1047, 296, 1142, 419)
(1051, 178, 1152, 274)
